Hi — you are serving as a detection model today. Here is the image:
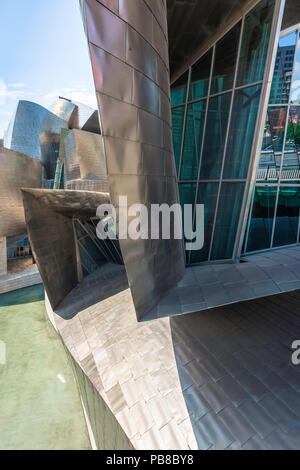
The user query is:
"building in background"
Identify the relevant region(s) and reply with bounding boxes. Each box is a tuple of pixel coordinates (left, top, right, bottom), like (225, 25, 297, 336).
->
(0, 96, 106, 292)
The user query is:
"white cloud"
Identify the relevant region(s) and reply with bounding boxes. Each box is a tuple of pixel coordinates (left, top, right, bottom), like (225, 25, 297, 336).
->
(0, 78, 26, 106)
(7, 82, 25, 89)
(43, 85, 97, 109)
(292, 88, 300, 103)
(292, 79, 300, 90)
(293, 61, 300, 82)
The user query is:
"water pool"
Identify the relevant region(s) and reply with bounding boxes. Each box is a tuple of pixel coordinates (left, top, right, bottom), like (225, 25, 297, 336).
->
(0, 285, 91, 450)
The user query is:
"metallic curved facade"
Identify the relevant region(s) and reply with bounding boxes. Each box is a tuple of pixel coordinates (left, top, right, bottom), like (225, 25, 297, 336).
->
(64, 129, 108, 192)
(4, 101, 68, 170)
(0, 148, 42, 237)
(22, 189, 110, 309)
(81, 0, 185, 320)
(49, 97, 77, 126)
(50, 97, 101, 134)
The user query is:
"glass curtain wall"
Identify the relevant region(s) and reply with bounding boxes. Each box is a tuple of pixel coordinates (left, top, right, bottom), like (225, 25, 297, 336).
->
(171, 0, 276, 265)
(244, 25, 300, 253)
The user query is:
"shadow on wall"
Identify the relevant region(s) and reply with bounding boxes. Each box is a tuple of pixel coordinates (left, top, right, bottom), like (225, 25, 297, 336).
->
(170, 290, 300, 450)
(54, 264, 129, 321)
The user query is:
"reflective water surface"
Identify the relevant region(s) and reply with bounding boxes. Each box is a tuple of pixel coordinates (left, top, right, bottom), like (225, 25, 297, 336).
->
(0, 285, 91, 450)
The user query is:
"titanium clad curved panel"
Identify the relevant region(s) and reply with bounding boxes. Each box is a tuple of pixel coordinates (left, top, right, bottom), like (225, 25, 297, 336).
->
(81, 110, 101, 134)
(50, 98, 77, 125)
(282, 0, 300, 30)
(3, 101, 68, 167)
(0, 148, 42, 237)
(70, 101, 101, 133)
(81, 0, 185, 320)
(51, 97, 101, 134)
(22, 189, 110, 309)
(64, 129, 108, 192)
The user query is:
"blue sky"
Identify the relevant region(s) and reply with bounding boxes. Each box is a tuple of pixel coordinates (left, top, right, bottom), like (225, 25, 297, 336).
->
(0, 0, 96, 137)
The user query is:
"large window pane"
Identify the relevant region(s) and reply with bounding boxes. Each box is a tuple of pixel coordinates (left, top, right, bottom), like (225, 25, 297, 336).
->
(281, 153, 300, 183)
(200, 92, 231, 179)
(285, 106, 300, 156)
(190, 183, 219, 264)
(291, 32, 300, 104)
(179, 183, 197, 264)
(269, 32, 297, 104)
(281, 109, 300, 181)
(223, 85, 262, 179)
(246, 186, 276, 252)
(289, 106, 300, 151)
(171, 70, 189, 107)
(257, 151, 280, 182)
(180, 101, 206, 181)
(188, 49, 212, 102)
(171, 106, 185, 176)
(211, 182, 245, 260)
(257, 107, 287, 182)
(267, 107, 288, 152)
(211, 22, 241, 95)
(273, 187, 300, 247)
(237, 0, 275, 87)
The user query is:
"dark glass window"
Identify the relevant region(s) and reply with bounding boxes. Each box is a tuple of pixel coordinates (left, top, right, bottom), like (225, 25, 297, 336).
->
(211, 182, 245, 260)
(188, 49, 212, 102)
(257, 151, 280, 182)
(281, 108, 300, 180)
(180, 100, 206, 181)
(223, 85, 262, 179)
(273, 187, 300, 246)
(211, 22, 241, 95)
(266, 107, 288, 153)
(179, 183, 197, 264)
(200, 92, 231, 180)
(281, 153, 300, 182)
(246, 186, 276, 252)
(286, 106, 300, 152)
(190, 183, 219, 264)
(237, 0, 275, 87)
(269, 32, 297, 104)
(171, 106, 185, 176)
(171, 70, 189, 107)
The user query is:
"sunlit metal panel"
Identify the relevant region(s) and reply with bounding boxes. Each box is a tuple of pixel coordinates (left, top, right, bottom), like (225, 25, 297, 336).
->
(0, 148, 42, 237)
(80, 0, 185, 320)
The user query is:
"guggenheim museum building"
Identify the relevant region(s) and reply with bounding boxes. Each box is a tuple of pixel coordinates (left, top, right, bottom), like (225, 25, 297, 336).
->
(2, 0, 300, 451)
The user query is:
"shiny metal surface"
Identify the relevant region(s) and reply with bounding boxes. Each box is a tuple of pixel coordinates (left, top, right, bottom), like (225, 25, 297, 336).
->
(81, 0, 185, 320)
(50, 97, 101, 134)
(282, 0, 300, 30)
(4, 101, 68, 171)
(0, 148, 42, 237)
(49, 97, 77, 126)
(167, 0, 258, 82)
(64, 129, 108, 192)
(167, 0, 300, 82)
(22, 189, 110, 308)
(47, 249, 300, 449)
